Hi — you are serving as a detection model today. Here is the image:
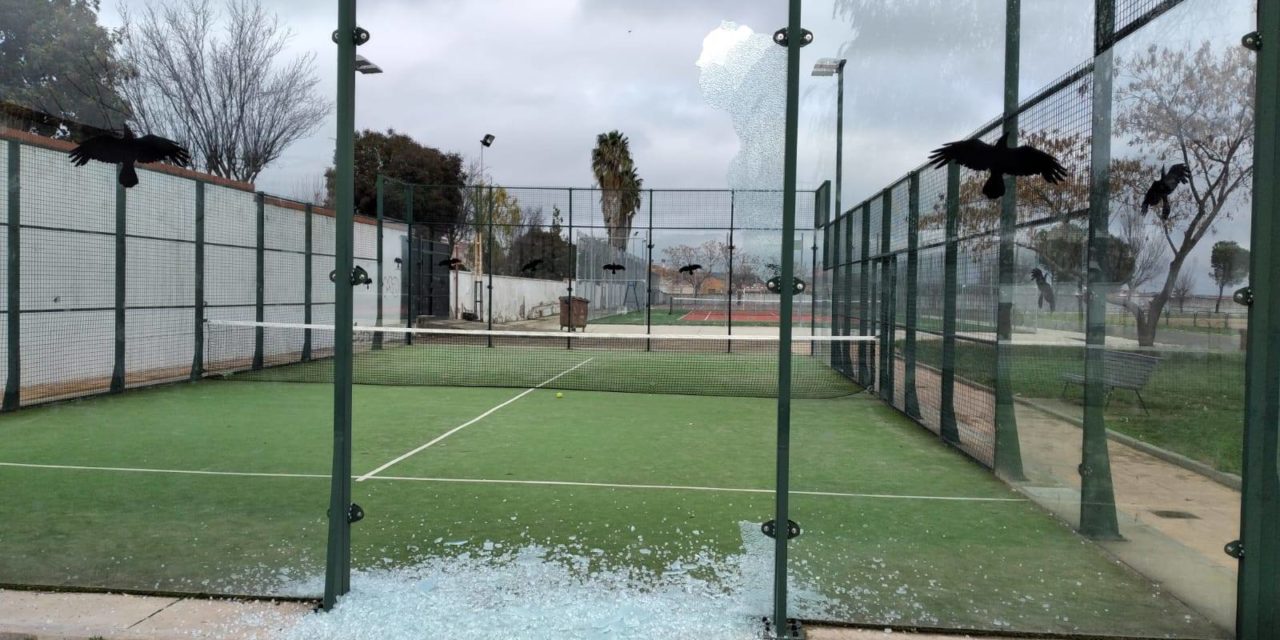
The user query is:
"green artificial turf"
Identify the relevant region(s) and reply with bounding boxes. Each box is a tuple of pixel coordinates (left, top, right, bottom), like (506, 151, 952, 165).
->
(0, 380, 1224, 637)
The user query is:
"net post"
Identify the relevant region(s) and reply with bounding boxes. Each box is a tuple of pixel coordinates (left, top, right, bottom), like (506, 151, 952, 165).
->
(857, 202, 871, 386)
(323, 0, 357, 610)
(771, 0, 803, 632)
(253, 192, 265, 371)
(191, 182, 205, 381)
(373, 175, 384, 351)
(646, 189, 653, 352)
(940, 163, 961, 445)
(1238, 0, 1280, 631)
(486, 185, 494, 347)
(903, 172, 921, 418)
(3, 140, 20, 410)
(566, 187, 574, 347)
(303, 202, 313, 362)
(727, 190, 735, 352)
(110, 180, 126, 394)
(994, 0, 1027, 481)
(1080, 0, 1121, 539)
(879, 189, 893, 402)
(405, 184, 414, 346)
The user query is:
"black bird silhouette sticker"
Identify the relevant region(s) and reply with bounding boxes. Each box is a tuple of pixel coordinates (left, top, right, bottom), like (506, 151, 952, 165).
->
(678, 264, 702, 275)
(928, 133, 1067, 200)
(1030, 268, 1056, 312)
(68, 127, 191, 188)
(438, 258, 463, 270)
(602, 263, 625, 274)
(521, 258, 543, 273)
(1141, 163, 1191, 220)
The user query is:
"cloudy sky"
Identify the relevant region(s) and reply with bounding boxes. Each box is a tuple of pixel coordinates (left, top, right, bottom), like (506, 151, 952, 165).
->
(93, 0, 1255, 292)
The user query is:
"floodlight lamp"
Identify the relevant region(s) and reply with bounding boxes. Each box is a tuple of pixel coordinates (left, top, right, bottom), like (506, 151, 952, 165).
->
(355, 55, 383, 74)
(811, 57, 846, 76)
(481, 134, 495, 147)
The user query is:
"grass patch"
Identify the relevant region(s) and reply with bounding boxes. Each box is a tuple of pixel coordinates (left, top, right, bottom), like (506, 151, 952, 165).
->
(909, 340, 1244, 474)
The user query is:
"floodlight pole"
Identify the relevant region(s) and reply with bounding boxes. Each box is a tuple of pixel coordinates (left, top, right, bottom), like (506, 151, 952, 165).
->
(771, 0, 805, 636)
(324, 0, 358, 611)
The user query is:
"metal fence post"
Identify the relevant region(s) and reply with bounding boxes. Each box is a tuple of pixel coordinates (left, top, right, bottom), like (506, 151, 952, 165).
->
(879, 189, 893, 401)
(903, 172, 921, 418)
(566, 187, 574, 346)
(1237, 0, 1280, 633)
(111, 182, 126, 394)
(4, 140, 20, 409)
(646, 189, 654, 350)
(858, 202, 871, 386)
(374, 176, 384, 350)
(1080, 0, 1122, 540)
(253, 192, 265, 370)
(303, 203, 313, 361)
(728, 190, 735, 346)
(191, 182, 205, 380)
(486, 185, 494, 346)
(940, 163, 961, 445)
(323, 0, 357, 610)
(995, 0, 1027, 481)
(405, 184, 414, 346)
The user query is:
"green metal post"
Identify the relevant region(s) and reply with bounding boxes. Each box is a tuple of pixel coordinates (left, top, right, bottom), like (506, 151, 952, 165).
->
(646, 189, 653, 350)
(253, 192, 265, 370)
(374, 176, 383, 351)
(404, 184, 414, 347)
(323, 0, 357, 611)
(486, 185, 494, 347)
(303, 203, 313, 362)
(566, 188, 574, 345)
(940, 163, 961, 445)
(1080, 0, 1121, 539)
(4, 141, 19, 410)
(772, 0, 803, 634)
(727, 190, 735, 347)
(903, 172, 920, 418)
(844, 212, 855, 376)
(830, 215, 843, 371)
(111, 182, 126, 394)
(858, 203, 871, 385)
(191, 182, 205, 380)
(1238, 0, 1280, 633)
(879, 189, 893, 401)
(994, 0, 1027, 481)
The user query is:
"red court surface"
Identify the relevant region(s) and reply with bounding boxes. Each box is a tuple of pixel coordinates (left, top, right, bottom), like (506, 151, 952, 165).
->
(678, 309, 831, 322)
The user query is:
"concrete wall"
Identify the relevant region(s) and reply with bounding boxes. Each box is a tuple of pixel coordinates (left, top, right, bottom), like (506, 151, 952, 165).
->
(451, 274, 566, 324)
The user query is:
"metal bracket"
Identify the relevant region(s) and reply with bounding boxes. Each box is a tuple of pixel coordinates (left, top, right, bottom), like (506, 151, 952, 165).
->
(1243, 31, 1261, 51)
(1233, 286, 1253, 307)
(347, 503, 365, 524)
(330, 266, 372, 286)
(773, 28, 813, 47)
(766, 276, 807, 296)
(1078, 463, 1092, 477)
(761, 616, 805, 639)
(332, 26, 372, 46)
(1225, 539, 1243, 559)
(762, 519, 801, 540)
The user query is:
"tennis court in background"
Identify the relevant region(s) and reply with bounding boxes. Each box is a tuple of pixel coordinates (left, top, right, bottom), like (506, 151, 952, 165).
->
(0, 325, 1222, 637)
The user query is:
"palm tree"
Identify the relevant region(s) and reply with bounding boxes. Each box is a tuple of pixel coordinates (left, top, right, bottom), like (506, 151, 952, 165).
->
(591, 131, 643, 251)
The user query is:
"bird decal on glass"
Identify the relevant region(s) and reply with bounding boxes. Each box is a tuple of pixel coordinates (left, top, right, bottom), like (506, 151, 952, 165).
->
(677, 264, 702, 275)
(438, 258, 464, 270)
(1030, 268, 1056, 312)
(1141, 163, 1191, 220)
(68, 126, 191, 188)
(520, 258, 544, 273)
(602, 263, 625, 274)
(928, 133, 1067, 200)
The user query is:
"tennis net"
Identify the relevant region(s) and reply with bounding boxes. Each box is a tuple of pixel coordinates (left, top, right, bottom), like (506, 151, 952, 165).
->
(204, 321, 870, 399)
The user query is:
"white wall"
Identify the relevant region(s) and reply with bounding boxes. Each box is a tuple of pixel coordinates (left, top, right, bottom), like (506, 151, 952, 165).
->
(451, 274, 566, 324)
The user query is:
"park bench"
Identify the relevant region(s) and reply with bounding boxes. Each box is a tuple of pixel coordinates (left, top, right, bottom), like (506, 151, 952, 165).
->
(1060, 350, 1161, 415)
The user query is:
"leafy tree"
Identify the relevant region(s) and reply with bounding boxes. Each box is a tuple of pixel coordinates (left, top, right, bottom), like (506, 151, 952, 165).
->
(591, 131, 644, 251)
(0, 0, 129, 136)
(324, 129, 465, 242)
(1209, 241, 1249, 313)
(1112, 42, 1254, 345)
(508, 226, 574, 281)
(117, 0, 330, 183)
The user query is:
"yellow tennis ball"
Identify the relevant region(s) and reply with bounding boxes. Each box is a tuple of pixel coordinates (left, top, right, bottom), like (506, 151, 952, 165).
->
(556, 392, 564, 398)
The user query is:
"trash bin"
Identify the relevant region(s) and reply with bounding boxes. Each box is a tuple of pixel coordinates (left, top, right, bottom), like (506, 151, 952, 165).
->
(559, 296, 589, 331)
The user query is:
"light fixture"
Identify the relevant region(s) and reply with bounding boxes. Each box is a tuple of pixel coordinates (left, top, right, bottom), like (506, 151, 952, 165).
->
(355, 55, 383, 74)
(481, 134, 495, 147)
(811, 57, 846, 77)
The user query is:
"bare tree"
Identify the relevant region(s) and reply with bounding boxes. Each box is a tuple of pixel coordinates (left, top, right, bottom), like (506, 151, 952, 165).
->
(662, 240, 725, 296)
(1170, 266, 1195, 313)
(117, 0, 330, 183)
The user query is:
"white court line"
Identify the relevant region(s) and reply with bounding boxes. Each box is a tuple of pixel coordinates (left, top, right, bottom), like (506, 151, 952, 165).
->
(355, 357, 597, 482)
(0, 461, 1027, 503)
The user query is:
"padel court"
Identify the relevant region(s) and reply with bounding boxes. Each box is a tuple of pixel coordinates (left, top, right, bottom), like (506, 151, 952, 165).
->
(0, 336, 1221, 637)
